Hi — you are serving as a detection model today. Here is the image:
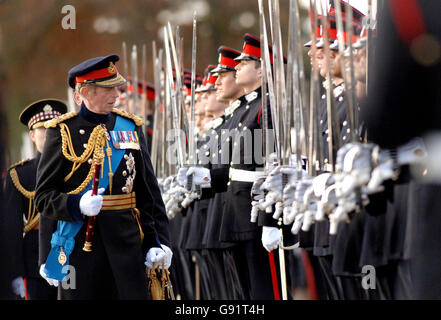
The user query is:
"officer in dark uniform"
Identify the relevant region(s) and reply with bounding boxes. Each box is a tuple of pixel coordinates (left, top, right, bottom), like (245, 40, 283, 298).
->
(304, 2, 368, 299)
(362, 0, 441, 299)
(2, 99, 67, 300)
(202, 45, 247, 300)
(35, 54, 170, 300)
(218, 34, 279, 300)
(185, 67, 220, 299)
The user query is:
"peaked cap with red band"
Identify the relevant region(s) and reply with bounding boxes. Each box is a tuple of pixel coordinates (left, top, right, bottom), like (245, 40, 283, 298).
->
(196, 65, 217, 92)
(235, 33, 287, 64)
(211, 46, 241, 73)
(305, 0, 364, 48)
(68, 54, 126, 89)
(235, 33, 273, 62)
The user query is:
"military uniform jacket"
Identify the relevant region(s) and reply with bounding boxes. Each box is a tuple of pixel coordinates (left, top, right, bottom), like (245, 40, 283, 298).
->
(185, 133, 211, 251)
(206, 96, 248, 194)
(4, 155, 41, 280)
(201, 115, 234, 249)
(35, 105, 169, 298)
(314, 83, 350, 257)
(220, 88, 269, 242)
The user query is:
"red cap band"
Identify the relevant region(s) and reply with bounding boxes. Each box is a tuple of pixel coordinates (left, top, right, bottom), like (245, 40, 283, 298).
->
(75, 64, 118, 86)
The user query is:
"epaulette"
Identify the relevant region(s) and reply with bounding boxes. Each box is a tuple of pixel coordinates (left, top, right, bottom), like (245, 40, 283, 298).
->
(8, 158, 31, 171)
(112, 108, 144, 126)
(44, 111, 78, 128)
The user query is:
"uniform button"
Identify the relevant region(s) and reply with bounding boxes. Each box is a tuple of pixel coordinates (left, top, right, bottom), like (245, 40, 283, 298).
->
(338, 96, 344, 102)
(326, 137, 330, 142)
(322, 94, 326, 99)
(325, 129, 329, 134)
(216, 135, 219, 139)
(226, 138, 230, 142)
(212, 154, 216, 158)
(343, 121, 347, 126)
(320, 120, 323, 124)
(343, 136, 347, 140)
(238, 123, 242, 127)
(234, 142, 237, 146)
(122, 170, 127, 176)
(219, 150, 222, 154)
(122, 187, 128, 193)
(347, 128, 351, 133)
(198, 160, 202, 164)
(243, 126, 247, 131)
(246, 105, 250, 109)
(230, 161, 233, 165)
(79, 129, 85, 135)
(324, 158, 328, 163)
(124, 154, 129, 160)
(196, 149, 200, 154)
(83, 143, 87, 148)
(227, 181, 231, 186)
(88, 158, 92, 164)
(205, 151, 210, 156)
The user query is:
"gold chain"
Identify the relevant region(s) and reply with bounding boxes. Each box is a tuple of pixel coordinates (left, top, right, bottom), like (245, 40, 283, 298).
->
(9, 168, 39, 233)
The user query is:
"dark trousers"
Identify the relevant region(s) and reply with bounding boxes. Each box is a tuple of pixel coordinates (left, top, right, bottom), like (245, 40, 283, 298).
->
(26, 277, 57, 300)
(231, 239, 290, 300)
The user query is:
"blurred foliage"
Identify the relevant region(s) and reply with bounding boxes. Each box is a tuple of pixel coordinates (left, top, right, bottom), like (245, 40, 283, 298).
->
(0, 0, 310, 163)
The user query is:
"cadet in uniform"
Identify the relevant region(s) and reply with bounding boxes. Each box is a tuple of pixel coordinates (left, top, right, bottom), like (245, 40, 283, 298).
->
(35, 54, 170, 299)
(203, 45, 245, 300)
(3, 99, 67, 300)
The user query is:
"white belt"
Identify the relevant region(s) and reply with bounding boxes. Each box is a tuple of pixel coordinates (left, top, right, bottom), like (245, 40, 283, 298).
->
(229, 168, 265, 183)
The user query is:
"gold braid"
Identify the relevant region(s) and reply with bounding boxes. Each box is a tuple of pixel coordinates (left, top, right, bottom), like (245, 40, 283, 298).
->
(59, 123, 109, 195)
(9, 168, 40, 233)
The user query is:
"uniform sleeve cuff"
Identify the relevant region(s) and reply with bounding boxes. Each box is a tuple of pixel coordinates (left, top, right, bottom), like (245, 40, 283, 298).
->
(66, 194, 83, 222)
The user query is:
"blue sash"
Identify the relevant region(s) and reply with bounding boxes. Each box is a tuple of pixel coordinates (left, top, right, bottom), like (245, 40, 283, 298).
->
(45, 115, 135, 281)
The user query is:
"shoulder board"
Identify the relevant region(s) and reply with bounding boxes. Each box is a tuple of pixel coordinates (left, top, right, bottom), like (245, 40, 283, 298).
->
(44, 112, 78, 128)
(8, 158, 31, 171)
(112, 108, 144, 126)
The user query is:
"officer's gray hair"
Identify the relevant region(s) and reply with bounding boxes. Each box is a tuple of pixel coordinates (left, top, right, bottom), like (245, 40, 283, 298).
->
(75, 83, 96, 95)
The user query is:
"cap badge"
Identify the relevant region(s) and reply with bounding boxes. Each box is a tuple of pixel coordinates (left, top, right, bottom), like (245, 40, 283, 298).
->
(108, 62, 116, 74)
(43, 104, 53, 113)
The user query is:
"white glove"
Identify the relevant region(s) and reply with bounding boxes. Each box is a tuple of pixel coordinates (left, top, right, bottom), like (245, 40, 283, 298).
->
(250, 176, 266, 223)
(11, 277, 25, 298)
(162, 175, 175, 192)
(160, 245, 173, 269)
(288, 178, 312, 223)
(261, 226, 281, 252)
(176, 168, 188, 187)
(145, 247, 167, 269)
(291, 212, 305, 235)
(301, 186, 318, 232)
(79, 187, 105, 217)
(39, 264, 59, 287)
(187, 166, 211, 188)
(261, 167, 283, 213)
(316, 184, 338, 221)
